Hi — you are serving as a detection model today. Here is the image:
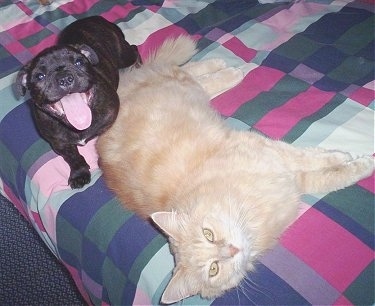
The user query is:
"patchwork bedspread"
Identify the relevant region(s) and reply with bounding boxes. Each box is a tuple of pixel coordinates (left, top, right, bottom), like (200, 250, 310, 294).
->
(0, 0, 374, 305)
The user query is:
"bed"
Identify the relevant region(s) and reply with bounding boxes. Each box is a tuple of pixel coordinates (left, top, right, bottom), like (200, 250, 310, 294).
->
(0, 0, 374, 305)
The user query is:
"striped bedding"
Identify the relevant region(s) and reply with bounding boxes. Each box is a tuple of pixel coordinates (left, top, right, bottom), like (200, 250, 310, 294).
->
(0, 0, 373, 305)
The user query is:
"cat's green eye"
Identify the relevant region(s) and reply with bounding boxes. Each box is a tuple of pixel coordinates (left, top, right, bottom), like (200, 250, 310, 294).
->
(203, 228, 214, 242)
(209, 261, 219, 277)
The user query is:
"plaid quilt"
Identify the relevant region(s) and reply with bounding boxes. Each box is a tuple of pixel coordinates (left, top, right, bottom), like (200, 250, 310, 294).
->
(0, 0, 374, 305)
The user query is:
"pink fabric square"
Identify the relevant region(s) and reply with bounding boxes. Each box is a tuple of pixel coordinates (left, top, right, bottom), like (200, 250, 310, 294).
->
(223, 36, 257, 62)
(31, 138, 99, 196)
(102, 3, 137, 22)
(82, 270, 103, 300)
(15, 1, 33, 16)
(212, 66, 285, 116)
(133, 288, 152, 305)
(254, 86, 334, 139)
(28, 34, 57, 56)
(4, 40, 25, 54)
(261, 2, 327, 50)
(349, 87, 374, 107)
(334, 295, 353, 305)
(8, 20, 43, 40)
(281, 208, 373, 292)
(357, 173, 374, 193)
(217, 33, 234, 44)
(59, 0, 99, 14)
(32, 210, 47, 233)
(64, 263, 92, 304)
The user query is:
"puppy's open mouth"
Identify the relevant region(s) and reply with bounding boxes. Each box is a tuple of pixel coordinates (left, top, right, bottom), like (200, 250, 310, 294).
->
(48, 90, 93, 130)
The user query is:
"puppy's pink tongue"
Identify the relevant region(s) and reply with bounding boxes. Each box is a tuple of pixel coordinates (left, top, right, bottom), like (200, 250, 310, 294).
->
(61, 93, 92, 130)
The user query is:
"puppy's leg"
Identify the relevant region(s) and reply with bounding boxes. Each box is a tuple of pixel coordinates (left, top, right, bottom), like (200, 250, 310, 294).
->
(53, 144, 91, 189)
(196, 67, 244, 98)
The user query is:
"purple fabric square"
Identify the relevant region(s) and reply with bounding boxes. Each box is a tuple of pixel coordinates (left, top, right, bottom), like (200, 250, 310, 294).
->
(290, 63, 324, 84)
(206, 28, 227, 41)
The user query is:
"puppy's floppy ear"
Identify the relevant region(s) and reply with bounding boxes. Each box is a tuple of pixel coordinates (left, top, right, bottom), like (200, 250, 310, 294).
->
(77, 44, 99, 65)
(131, 45, 142, 67)
(14, 65, 29, 98)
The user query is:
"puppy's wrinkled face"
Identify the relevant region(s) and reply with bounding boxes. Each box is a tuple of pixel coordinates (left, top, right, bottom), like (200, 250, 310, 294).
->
(17, 45, 98, 130)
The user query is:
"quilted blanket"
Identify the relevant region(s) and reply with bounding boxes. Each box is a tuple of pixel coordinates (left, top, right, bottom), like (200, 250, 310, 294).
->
(0, 0, 374, 305)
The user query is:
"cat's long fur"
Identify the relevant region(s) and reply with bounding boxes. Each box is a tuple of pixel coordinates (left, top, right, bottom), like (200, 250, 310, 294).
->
(97, 36, 374, 304)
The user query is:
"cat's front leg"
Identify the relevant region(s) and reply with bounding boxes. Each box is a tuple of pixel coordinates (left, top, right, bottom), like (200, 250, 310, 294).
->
(182, 58, 227, 77)
(196, 67, 244, 98)
(182, 58, 244, 98)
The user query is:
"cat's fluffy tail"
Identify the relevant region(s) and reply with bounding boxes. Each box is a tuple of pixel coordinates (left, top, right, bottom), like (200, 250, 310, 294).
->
(144, 35, 198, 66)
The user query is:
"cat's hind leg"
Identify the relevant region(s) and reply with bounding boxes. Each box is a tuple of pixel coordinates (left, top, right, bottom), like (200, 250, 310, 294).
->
(182, 59, 244, 97)
(296, 155, 374, 194)
(270, 139, 355, 172)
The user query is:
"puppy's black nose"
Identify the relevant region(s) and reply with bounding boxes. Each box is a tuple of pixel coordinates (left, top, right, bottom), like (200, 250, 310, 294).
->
(57, 74, 74, 88)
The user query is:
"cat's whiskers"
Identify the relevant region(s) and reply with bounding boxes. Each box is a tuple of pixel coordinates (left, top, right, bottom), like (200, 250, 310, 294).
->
(236, 277, 257, 305)
(235, 286, 241, 305)
(239, 271, 274, 304)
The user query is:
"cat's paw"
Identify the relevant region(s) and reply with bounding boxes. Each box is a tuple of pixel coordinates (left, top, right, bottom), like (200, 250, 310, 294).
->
(347, 155, 374, 180)
(304, 155, 374, 193)
(199, 58, 227, 72)
(327, 150, 354, 164)
(313, 147, 354, 165)
(183, 58, 227, 77)
(201, 67, 244, 98)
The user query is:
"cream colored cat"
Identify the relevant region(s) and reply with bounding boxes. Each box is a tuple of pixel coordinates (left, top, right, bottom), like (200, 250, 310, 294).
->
(97, 36, 374, 304)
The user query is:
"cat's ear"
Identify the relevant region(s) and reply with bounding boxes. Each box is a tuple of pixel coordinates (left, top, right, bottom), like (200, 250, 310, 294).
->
(151, 211, 186, 240)
(161, 268, 199, 304)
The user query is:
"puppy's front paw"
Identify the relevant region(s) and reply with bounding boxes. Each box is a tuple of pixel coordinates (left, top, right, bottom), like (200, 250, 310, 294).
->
(69, 167, 91, 189)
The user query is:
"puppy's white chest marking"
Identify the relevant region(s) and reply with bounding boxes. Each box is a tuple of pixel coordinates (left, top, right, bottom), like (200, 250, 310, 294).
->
(77, 138, 87, 146)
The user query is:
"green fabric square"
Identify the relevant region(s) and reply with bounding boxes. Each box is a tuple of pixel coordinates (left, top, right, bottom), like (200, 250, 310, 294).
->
(0, 46, 11, 61)
(85, 198, 132, 253)
(128, 235, 167, 285)
(323, 185, 374, 234)
(335, 17, 373, 56)
(234, 75, 309, 126)
(344, 261, 374, 305)
(0, 141, 18, 187)
(21, 139, 50, 172)
(328, 55, 373, 84)
(20, 28, 53, 49)
(193, 6, 228, 30)
(274, 35, 319, 61)
(56, 215, 83, 262)
(86, 292, 102, 306)
(103, 257, 127, 304)
(284, 93, 346, 143)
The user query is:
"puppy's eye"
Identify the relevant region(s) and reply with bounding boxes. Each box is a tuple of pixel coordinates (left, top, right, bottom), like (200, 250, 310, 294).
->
(74, 58, 84, 66)
(36, 73, 45, 81)
(203, 228, 214, 242)
(209, 261, 219, 277)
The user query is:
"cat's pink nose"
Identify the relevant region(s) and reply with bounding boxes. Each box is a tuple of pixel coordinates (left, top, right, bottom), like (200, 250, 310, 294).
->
(229, 244, 239, 257)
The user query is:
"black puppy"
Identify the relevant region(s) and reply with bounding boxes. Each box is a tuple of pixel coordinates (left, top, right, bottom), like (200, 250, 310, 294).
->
(15, 16, 141, 189)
